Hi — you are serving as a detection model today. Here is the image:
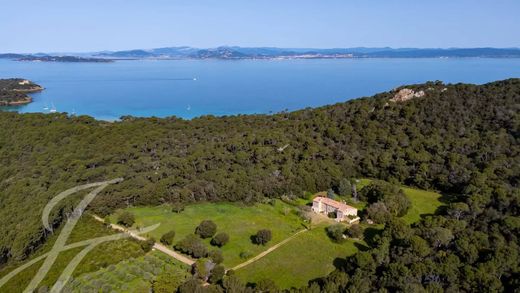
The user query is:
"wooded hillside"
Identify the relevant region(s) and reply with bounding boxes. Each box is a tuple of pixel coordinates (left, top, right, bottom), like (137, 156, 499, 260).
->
(0, 79, 518, 291)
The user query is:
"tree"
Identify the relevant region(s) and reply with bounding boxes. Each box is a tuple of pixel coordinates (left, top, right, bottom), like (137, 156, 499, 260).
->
(362, 181, 411, 218)
(209, 265, 226, 284)
(327, 188, 335, 199)
(326, 224, 346, 242)
(117, 211, 135, 227)
(211, 232, 229, 247)
(175, 235, 208, 258)
(178, 278, 202, 293)
(195, 220, 217, 239)
(208, 250, 224, 264)
(350, 179, 359, 201)
(447, 202, 470, 220)
(338, 178, 352, 197)
(254, 229, 272, 245)
(347, 224, 364, 239)
(255, 279, 278, 292)
(140, 238, 155, 252)
(160, 230, 176, 246)
(366, 202, 391, 224)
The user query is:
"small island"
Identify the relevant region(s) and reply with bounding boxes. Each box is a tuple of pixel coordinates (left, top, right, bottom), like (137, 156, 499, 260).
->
(17, 55, 113, 63)
(0, 78, 43, 106)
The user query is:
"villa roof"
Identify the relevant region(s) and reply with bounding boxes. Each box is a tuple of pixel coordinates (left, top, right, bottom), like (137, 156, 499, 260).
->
(313, 196, 357, 212)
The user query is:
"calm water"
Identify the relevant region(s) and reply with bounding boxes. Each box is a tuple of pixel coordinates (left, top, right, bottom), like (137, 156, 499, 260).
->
(1, 58, 519, 120)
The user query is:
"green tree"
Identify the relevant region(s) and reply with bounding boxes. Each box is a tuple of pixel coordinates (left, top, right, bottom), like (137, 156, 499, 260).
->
(117, 211, 135, 227)
(254, 229, 272, 245)
(211, 232, 229, 247)
(160, 230, 176, 246)
(195, 220, 217, 239)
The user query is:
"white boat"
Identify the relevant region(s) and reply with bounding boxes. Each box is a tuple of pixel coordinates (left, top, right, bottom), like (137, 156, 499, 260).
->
(187, 105, 191, 111)
(49, 103, 57, 113)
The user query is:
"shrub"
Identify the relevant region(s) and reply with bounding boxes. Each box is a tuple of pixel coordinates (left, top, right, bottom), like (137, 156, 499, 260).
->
(211, 232, 229, 247)
(239, 251, 252, 259)
(256, 279, 279, 292)
(326, 224, 346, 243)
(253, 229, 272, 245)
(208, 249, 224, 264)
(209, 265, 226, 284)
(117, 211, 135, 227)
(171, 203, 185, 213)
(160, 230, 176, 245)
(346, 224, 364, 239)
(140, 238, 155, 252)
(195, 220, 217, 239)
(175, 234, 208, 258)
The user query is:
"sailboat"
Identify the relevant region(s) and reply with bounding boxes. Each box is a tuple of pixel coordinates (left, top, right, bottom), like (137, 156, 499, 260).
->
(187, 105, 191, 111)
(49, 103, 57, 113)
(43, 104, 49, 111)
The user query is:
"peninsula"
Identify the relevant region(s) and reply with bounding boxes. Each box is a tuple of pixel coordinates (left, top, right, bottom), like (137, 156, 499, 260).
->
(0, 78, 43, 106)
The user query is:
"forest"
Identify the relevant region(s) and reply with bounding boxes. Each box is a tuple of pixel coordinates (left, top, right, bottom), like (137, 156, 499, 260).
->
(0, 78, 518, 291)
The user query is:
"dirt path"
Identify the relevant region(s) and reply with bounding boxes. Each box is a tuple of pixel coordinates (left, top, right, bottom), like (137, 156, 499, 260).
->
(231, 229, 308, 271)
(91, 215, 195, 266)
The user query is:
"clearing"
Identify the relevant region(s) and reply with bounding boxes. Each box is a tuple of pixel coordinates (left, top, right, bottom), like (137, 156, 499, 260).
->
(110, 200, 304, 267)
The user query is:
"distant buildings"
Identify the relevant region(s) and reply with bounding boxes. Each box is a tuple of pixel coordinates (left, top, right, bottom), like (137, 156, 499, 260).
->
(312, 196, 359, 223)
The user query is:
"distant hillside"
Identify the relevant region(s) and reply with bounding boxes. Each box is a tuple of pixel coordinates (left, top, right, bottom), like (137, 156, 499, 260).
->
(95, 46, 520, 59)
(0, 78, 43, 106)
(18, 55, 113, 63)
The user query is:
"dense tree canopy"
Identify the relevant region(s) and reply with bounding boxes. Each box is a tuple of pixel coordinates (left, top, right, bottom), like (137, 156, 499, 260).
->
(0, 79, 518, 291)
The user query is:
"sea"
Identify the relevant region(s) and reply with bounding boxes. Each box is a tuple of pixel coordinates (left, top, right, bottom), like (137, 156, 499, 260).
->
(1, 58, 519, 120)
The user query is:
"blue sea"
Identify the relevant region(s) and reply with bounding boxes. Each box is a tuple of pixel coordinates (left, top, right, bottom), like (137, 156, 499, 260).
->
(1, 58, 519, 120)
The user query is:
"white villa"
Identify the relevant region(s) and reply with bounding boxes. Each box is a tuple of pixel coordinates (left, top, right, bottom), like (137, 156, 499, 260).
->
(312, 196, 359, 223)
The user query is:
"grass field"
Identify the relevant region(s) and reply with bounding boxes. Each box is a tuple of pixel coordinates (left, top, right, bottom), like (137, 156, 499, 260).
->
(111, 200, 304, 267)
(400, 186, 443, 224)
(235, 224, 360, 289)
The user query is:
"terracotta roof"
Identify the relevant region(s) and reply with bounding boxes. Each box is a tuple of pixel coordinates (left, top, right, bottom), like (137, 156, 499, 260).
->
(313, 196, 357, 212)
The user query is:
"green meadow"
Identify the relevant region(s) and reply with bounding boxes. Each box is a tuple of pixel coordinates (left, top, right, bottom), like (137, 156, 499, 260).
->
(111, 200, 304, 267)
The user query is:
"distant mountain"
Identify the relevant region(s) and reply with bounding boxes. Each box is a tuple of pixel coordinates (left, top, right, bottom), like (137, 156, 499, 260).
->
(3, 47, 520, 61)
(357, 48, 520, 58)
(94, 46, 520, 59)
(0, 53, 29, 59)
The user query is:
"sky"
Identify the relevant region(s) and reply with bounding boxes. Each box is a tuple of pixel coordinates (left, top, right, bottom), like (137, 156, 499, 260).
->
(1, 0, 519, 53)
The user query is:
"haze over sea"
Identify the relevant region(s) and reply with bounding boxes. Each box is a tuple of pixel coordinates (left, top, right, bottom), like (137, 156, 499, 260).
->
(1, 58, 519, 120)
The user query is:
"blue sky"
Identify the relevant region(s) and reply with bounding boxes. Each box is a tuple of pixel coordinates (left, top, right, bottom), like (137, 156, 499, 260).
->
(2, 0, 519, 53)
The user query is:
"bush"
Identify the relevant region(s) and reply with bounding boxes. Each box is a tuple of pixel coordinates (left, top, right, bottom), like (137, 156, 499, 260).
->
(175, 234, 208, 258)
(211, 232, 229, 247)
(171, 203, 185, 213)
(346, 224, 364, 239)
(239, 251, 252, 259)
(117, 211, 135, 227)
(326, 224, 346, 242)
(253, 229, 272, 245)
(208, 250, 224, 264)
(195, 220, 217, 239)
(209, 265, 226, 284)
(160, 230, 176, 245)
(140, 238, 155, 252)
